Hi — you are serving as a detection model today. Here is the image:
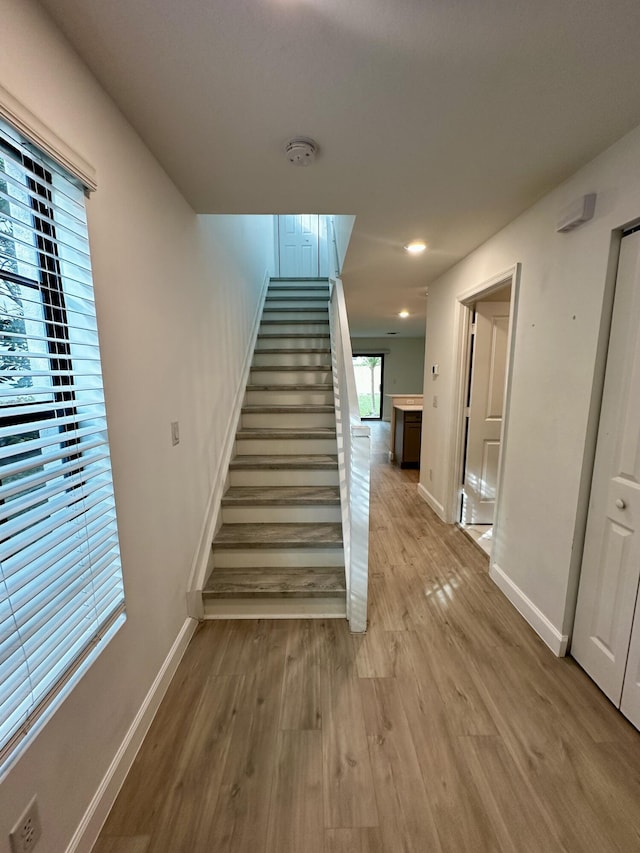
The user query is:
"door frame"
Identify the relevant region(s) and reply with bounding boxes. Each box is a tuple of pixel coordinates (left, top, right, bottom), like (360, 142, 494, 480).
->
(447, 265, 521, 548)
(352, 352, 385, 420)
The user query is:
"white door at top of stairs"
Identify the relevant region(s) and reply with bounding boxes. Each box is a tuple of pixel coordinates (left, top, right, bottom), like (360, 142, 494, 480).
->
(277, 215, 329, 278)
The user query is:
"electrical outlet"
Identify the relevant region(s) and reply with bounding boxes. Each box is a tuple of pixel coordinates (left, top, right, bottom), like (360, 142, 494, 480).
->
(432, 395, 438, 408)
(9, 797, 41, 853)
(171, 420, 180, 446)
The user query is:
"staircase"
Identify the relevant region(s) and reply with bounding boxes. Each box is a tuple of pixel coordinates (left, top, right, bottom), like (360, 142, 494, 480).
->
(203, 278, 347, 618)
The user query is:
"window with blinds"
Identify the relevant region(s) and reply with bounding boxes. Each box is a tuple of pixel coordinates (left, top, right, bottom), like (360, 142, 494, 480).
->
(0, 118, 125, 767)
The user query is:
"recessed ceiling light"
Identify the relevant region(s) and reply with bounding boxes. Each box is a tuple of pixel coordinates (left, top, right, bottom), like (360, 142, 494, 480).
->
(404, 240, 427, 255)
(398, 310, 410, 318)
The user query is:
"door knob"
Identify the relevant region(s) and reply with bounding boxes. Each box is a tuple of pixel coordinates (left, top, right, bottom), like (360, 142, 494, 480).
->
(615, 498, 626, 510)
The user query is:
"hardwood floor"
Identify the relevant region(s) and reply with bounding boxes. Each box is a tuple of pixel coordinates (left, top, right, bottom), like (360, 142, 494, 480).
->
(94, 422, 640, 853)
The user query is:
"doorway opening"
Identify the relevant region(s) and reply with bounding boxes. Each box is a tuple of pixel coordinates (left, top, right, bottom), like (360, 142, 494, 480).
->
(352, 354, 384, 420)
(451, 267, 520, 558)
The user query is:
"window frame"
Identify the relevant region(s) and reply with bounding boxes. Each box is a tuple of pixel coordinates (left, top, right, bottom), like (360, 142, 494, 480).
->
(0, 120, 125, 772)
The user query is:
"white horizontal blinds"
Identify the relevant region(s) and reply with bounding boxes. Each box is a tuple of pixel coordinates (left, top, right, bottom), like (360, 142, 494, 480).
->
(0, 118, 124, 762)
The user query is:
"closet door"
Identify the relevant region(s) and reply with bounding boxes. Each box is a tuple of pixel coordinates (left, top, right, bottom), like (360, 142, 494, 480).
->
(572, 231, 640, 710)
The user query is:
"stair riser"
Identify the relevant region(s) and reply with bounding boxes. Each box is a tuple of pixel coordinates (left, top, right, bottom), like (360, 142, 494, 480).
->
(264, 288, 330, 308)
(235, 438, 337, 455)
(202, 597, 346, 619)
(262, 310, 328, 321)
(259, 322, 329, 335)
(267, 289, 330, 299)
(229, 468, 339, 487)
(245, 389, 334, 406)
(212, 547, 344, 568)
(221, 505, 342, 523)
(252, 352, 331, 367)
(264, 297, 328, 307)
(255, 337, 330, 350)
(242, 411, 335, 429)
(249, 369, 333, 385)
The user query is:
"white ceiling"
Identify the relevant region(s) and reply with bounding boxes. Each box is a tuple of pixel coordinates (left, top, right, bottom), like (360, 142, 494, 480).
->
(38, 0, 640, 337)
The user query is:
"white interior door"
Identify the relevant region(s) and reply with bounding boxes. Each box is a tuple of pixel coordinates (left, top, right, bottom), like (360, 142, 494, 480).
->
(278, 214, 319, 277)
(572, 231, 640, 712)
(462, 301, 510, 524)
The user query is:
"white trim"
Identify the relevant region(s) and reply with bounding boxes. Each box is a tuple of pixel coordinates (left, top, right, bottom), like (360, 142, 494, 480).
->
(490, 563, 568, 656)
(447, 264, 521, 533)
(65, 618, 198, 853)
(273, 216, 280, 276)
(186, 269, 271, 605)
(0, 84, 97, 191)
(456, 265, 520, 305)
(447, 301, 473, 522)
(203, 597, 346, 619)
(417, 482, 446, 521)
(490, 264, 521, 564)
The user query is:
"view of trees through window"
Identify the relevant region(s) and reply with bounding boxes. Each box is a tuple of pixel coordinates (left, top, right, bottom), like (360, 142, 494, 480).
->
(0, 156, 33, 396)
(352, 354, 383, 419)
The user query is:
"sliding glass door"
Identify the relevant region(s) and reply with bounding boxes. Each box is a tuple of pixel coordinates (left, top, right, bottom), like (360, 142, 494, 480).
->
(352, 354, 384, 420)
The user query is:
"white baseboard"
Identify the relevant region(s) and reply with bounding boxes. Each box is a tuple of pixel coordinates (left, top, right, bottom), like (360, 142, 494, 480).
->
(417, 482, 446, 521)
(186, 269, 271, 604)
(490, 563, 568, 657)
(66, 618, 198, 853)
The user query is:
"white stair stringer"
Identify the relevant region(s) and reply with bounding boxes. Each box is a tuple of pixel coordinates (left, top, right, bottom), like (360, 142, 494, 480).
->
(203, 277, 346, 619)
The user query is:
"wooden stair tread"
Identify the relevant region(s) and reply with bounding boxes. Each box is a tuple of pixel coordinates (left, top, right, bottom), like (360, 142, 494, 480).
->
(236, 427, 336, 439)
(229, 454, 338, 469)
(242, 404, 334, 413)
(222, 485, 340, 505)
(212, 522, 343, 548)
(203, 567, 345, 598)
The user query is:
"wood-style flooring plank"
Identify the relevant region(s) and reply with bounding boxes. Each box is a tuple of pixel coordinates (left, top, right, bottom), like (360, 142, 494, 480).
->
(265, 730, 324, 853)
(101, 622, 232, 836)
(463, 643, 640, 852)
(145, 674, 243, 852)
(397, 673, 502, 853)
(92, 839, 149, 853)
(320, 620, 379, 828)
(360, 677, 443, 853)
(280, 619, 323, 730)
(324, 827, 384, 853)
(457, 734, 570, 853)
(203, 622, 287, 853)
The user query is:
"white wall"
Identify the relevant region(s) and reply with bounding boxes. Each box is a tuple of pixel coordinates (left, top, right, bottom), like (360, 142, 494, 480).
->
(0, 1, 274, 850)
(333, 214, 356, 274)
(420, 121, 640, 653)
(352, 337, 425, 420)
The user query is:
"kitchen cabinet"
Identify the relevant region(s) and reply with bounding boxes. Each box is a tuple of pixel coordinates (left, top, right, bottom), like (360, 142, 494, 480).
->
(394, 406, 422, 468)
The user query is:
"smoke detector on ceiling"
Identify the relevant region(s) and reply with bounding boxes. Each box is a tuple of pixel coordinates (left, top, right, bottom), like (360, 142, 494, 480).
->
(284, 137, 318, 167)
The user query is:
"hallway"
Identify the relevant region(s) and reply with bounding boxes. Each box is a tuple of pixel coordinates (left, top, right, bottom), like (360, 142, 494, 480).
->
(95, 423, 640, 853)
